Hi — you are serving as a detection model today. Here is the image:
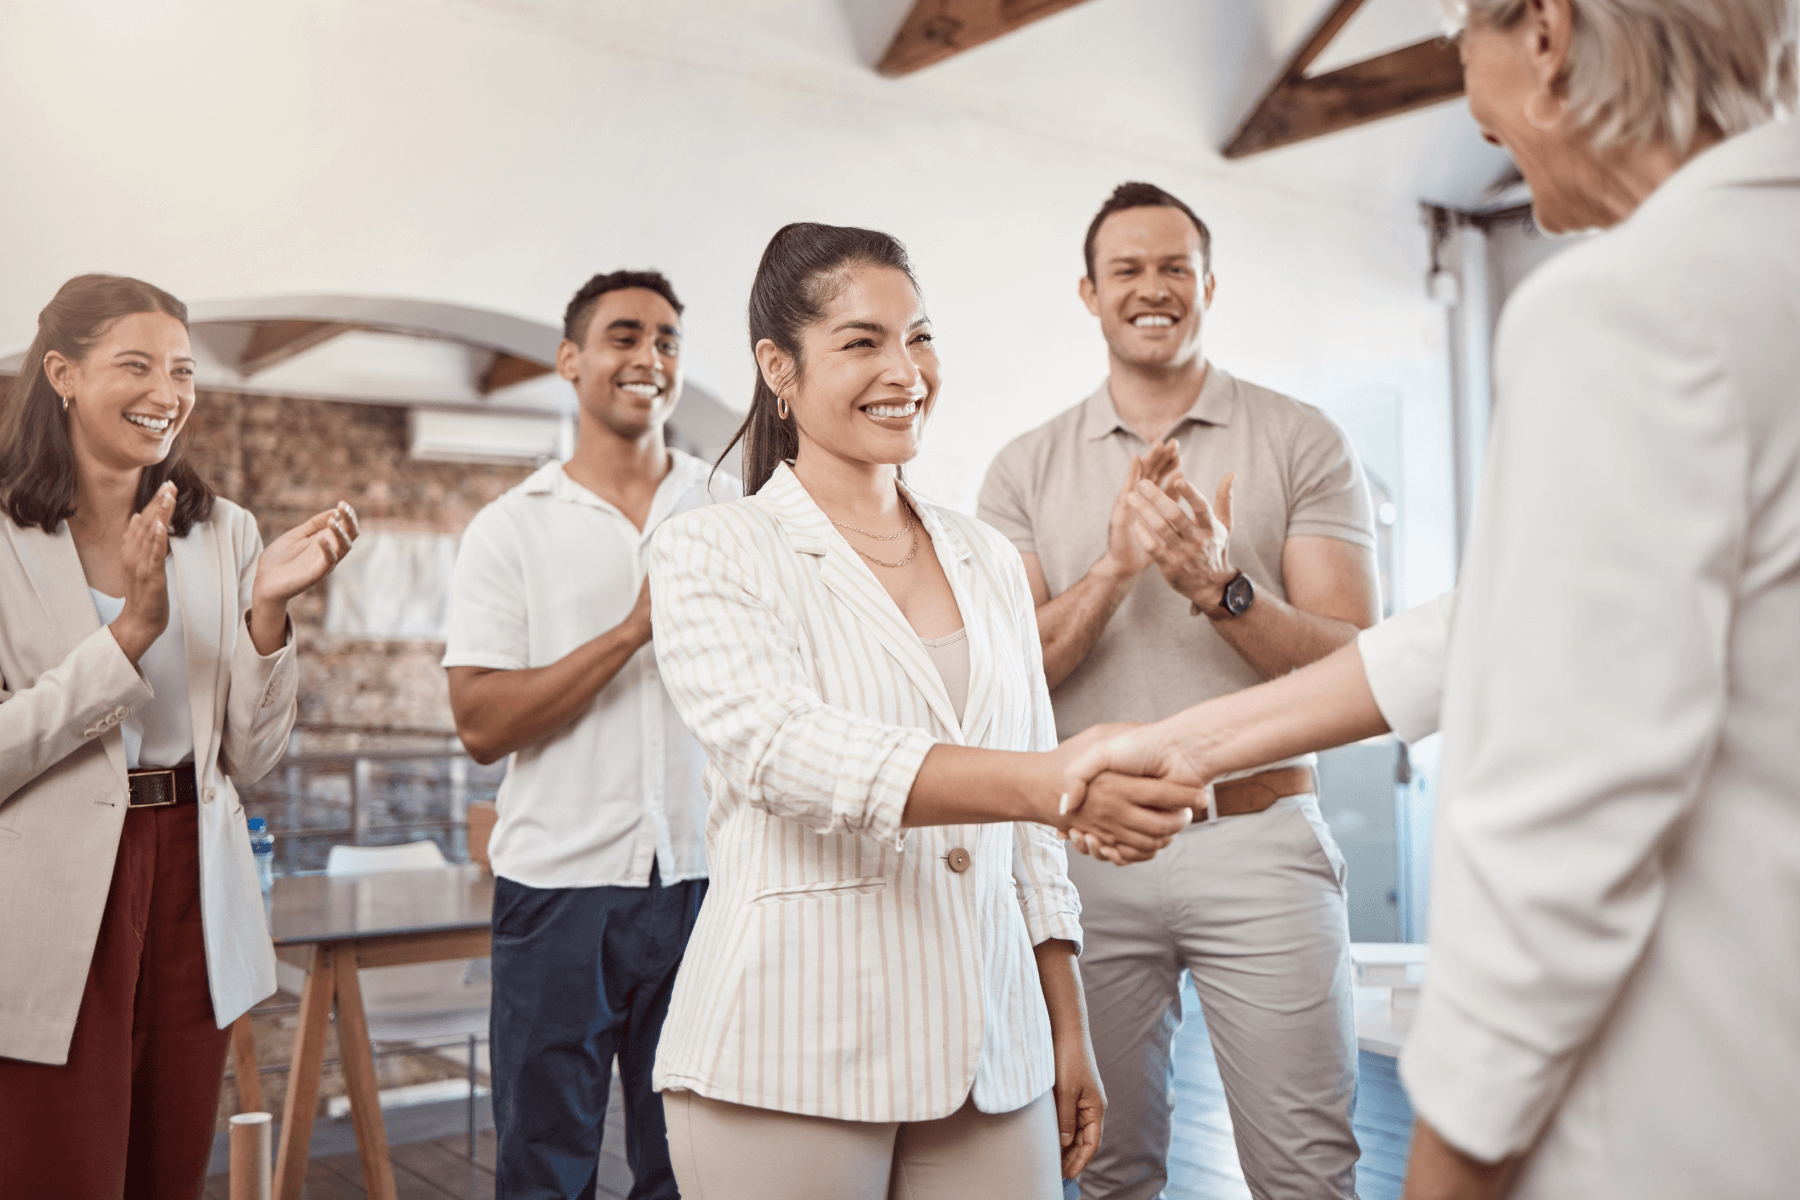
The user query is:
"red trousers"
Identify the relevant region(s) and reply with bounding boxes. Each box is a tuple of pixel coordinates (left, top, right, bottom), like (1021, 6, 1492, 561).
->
(0, 803, 231, 1200)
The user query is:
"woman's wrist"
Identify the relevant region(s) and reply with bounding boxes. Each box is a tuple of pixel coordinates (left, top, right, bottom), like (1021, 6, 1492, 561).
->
(248, 594, 290, 655)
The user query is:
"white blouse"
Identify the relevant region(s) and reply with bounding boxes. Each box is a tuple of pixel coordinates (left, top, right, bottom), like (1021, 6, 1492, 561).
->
(89, 574, 195, 770)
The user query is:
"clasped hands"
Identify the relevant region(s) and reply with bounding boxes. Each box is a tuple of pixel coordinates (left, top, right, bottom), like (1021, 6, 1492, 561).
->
(1040, 721, 1210, 864)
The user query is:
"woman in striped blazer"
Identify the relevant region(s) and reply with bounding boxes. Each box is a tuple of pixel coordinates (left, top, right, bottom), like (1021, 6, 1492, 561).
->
(646, 224, 1194, 1199)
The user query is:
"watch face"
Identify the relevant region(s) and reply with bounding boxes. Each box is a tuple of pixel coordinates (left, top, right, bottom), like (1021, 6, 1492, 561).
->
(1224, 572, 1254, 616)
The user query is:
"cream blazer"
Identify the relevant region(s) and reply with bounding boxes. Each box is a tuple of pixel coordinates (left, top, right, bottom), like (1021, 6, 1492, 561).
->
(646, 463, 1082, 1122)
(0, 498, 296, 1065)
(1356, 119, 1800, 1200)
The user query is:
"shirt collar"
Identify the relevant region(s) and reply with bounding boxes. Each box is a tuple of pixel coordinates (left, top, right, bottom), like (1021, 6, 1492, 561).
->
(761, 461, 972, 565)
(1079, 361, 1237, 442)
(1635, 117, 1800, 223)
(519, 447, 711, 511)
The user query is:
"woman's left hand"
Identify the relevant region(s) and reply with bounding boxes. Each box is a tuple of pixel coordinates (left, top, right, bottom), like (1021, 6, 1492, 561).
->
(252, 502, 359, 606)
(1053, 1025, 1106, 1179)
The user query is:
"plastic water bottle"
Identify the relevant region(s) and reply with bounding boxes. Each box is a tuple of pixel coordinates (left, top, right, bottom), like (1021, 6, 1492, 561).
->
(248, 817, 275, 895)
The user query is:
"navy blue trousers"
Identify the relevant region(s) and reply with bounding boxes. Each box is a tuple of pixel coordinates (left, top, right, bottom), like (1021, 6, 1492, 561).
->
(490, 866, 706, 1200)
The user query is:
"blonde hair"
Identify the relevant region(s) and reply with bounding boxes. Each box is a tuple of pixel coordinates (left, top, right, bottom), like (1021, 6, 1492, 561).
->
(1442, 0, 1798, 153)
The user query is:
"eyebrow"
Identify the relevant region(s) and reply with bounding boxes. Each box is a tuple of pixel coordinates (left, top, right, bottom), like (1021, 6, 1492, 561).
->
(605, 318, 682, 337)
(830, 317, 932, 335)
(113, 349, 196, 364)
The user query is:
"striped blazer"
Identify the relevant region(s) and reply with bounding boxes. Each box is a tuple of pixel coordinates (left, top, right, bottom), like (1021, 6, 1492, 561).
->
(647, 462, 1082, 1122)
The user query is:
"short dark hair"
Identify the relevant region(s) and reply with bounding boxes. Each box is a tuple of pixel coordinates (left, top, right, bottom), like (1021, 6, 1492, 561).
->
(1, 274, 215, 537)
(562, 270, 685, 345)
(1083, 182, 1212, 280)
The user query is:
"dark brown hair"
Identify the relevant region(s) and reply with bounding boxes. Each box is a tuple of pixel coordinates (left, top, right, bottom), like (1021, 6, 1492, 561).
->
(1083, 181, 1213, 280)
(0, 274, 215, 536)
(563, 269, 685, 345)
(718, 223, 918, 495)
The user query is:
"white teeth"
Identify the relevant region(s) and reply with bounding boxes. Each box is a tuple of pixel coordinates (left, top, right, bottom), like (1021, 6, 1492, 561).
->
(863, 401, 919, 420)
(125, 414, 172, 431)
(619, 383, 661, 399)
(1132, 315, 1174, 328)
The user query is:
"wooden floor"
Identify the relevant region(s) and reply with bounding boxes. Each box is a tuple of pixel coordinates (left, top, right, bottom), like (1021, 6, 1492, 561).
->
(211, 980, 1412, 1200)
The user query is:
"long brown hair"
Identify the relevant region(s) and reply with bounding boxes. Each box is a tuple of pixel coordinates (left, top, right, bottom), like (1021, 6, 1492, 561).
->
(718, 223, 918, 495)
(0, 274, 215, 536)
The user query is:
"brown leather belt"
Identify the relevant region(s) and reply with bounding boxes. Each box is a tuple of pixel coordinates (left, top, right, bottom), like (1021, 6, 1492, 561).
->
(1197, 766, 1315, 823)
(127, 763, 199, 809)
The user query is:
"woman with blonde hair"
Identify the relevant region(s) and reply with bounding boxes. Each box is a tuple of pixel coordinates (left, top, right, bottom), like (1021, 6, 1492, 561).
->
(0, 274, 357, 1197)
(1064, 1, 1799, 1197)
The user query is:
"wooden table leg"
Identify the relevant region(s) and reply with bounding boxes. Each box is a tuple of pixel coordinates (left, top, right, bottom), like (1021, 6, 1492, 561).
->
(334, 942, 399, 1200)
(231, 1012, 265, 1114)
(274, 944, 335, 1200)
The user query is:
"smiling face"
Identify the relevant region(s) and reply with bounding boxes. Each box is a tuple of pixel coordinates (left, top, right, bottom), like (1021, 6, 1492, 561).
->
(1459, 13, 1616, 233)
(1081, 205, 1214, 373)
(764, 264, 938, 472)
(558, 287, 684, 441)
(46, 310, 197, 475)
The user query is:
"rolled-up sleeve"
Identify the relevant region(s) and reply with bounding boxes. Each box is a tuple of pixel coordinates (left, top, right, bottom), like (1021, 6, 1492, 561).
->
(648, 510, 935, 846)
(1356, 590, 1454, 745)
(995, 533, 1082, 948)
(1400, 265, 1737, 1161)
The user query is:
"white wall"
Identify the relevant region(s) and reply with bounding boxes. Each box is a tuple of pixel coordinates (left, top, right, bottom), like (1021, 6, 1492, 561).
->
(1, 0, 1479, 607)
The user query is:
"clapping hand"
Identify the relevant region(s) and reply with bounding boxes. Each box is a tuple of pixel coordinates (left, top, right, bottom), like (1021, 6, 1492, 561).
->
(1061, 722, 1213, 864)
(1125, 470, 1237, 615)
(248, 501, 359, 654)
(1103, 440, 1183, 578)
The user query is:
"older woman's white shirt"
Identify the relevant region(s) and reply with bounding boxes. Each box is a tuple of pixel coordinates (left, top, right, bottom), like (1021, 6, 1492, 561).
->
(646, 463, 1081, 1123)
(1366, 119, 1800, 1199)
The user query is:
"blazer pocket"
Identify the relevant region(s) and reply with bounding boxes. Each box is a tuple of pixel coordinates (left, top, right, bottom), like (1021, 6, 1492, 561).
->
(749, 877, 889, 904)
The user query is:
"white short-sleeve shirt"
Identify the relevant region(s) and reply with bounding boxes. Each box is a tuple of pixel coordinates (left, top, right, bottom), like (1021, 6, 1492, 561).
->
(443, 450, 738, 889)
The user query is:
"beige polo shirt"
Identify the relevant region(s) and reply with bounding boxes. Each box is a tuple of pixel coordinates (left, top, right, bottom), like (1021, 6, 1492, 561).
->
(977, 363, 1374, 742)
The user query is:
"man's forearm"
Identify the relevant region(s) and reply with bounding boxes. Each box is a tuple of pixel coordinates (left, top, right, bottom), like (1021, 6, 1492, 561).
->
(448, 624, 647, 764)
(1037, 557, 1137, 689)
(1401, 1119, 1514, 1200)
(1206, 589, 1363, 680)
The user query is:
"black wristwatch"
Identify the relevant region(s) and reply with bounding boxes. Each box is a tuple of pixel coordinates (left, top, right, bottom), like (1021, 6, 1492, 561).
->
(1215, 571, 1254, 618)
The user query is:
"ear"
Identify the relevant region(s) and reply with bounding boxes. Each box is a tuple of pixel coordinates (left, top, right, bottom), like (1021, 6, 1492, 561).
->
(1078, 274, 1101, 318)
(555, 337, 580, 383)
(1523, 0, 1574, 93)
(753, 338, 794, 395)
(42, 349, 75, 397)
(1202, 273, 1217, 310)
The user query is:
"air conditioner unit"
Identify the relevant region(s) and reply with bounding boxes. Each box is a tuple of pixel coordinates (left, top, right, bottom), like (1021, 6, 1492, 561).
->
(408, 407, 565, 464)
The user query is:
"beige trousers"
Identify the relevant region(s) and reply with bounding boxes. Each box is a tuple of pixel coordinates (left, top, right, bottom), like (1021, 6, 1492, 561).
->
(663, 1088, 1064, 1200)
(1071, 794, 1360, 1200)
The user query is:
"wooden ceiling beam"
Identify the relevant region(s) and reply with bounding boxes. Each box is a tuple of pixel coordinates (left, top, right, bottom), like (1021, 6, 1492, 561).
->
(1223, 0, 1465, 159)
(878, 0, 1098, 77)
(478, 351, 554, 396)
(238, 320, 356, 377)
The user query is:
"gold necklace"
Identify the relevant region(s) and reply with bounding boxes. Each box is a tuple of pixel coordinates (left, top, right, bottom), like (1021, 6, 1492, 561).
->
(837, 499, 920, 568)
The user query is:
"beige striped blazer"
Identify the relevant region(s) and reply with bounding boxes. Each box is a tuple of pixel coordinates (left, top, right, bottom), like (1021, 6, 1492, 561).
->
(647, 463, 1081, 1122)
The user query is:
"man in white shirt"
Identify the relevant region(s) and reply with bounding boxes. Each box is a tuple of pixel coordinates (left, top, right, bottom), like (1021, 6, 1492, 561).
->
(444, 270, 736, 1200)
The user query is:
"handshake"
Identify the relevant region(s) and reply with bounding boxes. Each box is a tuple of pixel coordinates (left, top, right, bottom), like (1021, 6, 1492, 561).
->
(1042, 720, 1213, 865)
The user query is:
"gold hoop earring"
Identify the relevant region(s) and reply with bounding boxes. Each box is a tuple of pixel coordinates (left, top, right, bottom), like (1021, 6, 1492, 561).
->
(1524, 90, 1565, 132)
(776, 395, 790, 421)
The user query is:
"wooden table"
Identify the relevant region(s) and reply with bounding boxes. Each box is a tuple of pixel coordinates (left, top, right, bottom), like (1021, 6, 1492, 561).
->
(266, 864, 494, 1200)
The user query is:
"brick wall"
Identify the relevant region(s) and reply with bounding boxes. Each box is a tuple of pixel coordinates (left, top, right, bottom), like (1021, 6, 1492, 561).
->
(2, 378, 532, 739)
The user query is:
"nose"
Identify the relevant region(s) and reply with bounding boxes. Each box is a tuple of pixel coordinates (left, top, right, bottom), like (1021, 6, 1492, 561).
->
(882, 340, 927, 397)
(631, 337, 667, 384)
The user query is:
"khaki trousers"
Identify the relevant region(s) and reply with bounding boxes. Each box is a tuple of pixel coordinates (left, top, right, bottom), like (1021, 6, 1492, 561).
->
(1070, 795, 1359, 1200)
(663, 1088, 1064, 1200)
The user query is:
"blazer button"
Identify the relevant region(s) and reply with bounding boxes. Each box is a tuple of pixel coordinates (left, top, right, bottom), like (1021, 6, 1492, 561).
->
(946, 847, 971, 873)
(203, 787, 216, 804)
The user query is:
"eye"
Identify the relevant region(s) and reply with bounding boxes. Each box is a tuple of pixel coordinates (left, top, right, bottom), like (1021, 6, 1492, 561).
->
(173, 366, 195, 379)
(1168, 265, 1189, 276)
(910, 332, 935, 346)
(658, 340, 679, 356)
(844, 338, 876, 350)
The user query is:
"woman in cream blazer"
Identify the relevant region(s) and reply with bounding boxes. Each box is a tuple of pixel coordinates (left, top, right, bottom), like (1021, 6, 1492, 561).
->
(0, 275, 355, 1198)
(1064, 4, 1800, 1196)
(648, 224, 1192, 1200)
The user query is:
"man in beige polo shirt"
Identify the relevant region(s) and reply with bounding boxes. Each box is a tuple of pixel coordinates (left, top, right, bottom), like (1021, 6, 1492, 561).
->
(978, 182, 1380, 1200)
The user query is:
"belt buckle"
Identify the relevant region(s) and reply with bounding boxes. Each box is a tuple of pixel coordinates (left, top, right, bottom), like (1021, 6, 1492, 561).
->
(129, 769, 179, 808)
